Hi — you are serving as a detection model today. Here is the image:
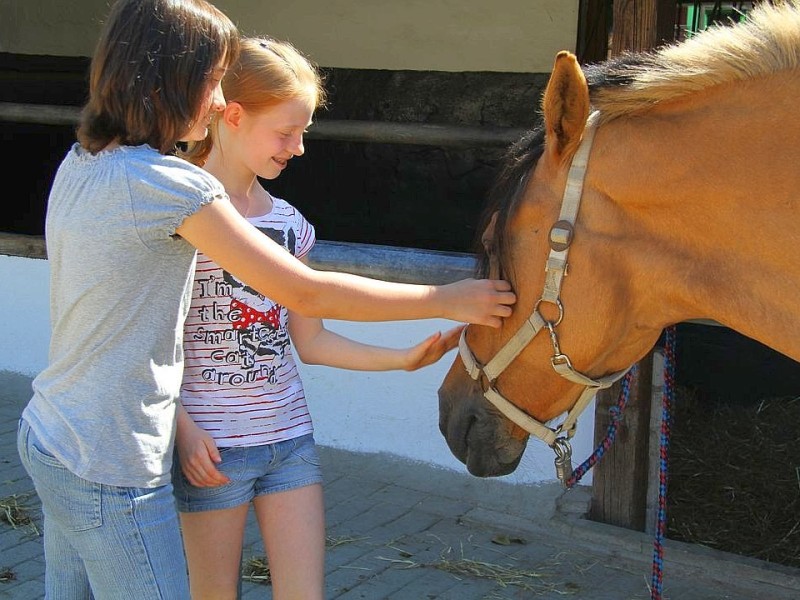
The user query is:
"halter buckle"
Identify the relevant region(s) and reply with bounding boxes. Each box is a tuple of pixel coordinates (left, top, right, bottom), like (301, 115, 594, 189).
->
(549, 220, 574, 252)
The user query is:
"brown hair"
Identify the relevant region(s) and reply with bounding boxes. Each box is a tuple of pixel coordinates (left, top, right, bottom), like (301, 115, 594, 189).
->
(181, 36, 327, 166)
(77, 0, 240, 154)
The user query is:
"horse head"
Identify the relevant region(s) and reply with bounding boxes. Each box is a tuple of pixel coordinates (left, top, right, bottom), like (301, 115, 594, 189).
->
(440, 2, 800, 478)
(438, 51, 663, 478)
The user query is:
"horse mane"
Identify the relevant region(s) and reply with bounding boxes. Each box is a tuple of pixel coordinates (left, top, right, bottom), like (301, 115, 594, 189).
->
(477, 1, 800, 282)
(588, 0, 800, 123)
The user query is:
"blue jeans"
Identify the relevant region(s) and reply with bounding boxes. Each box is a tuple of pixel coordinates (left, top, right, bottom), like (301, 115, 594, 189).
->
(17, 418, 190, 600)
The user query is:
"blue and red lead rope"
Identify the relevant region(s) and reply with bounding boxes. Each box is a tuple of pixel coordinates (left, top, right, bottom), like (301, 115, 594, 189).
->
(564, 364, 638, 489)
(651, 325, 676, 599)
(564, 326, 676, 600)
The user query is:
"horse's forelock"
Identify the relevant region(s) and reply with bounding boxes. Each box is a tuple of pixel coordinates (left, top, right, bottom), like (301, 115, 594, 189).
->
(476, 126, 545, 282)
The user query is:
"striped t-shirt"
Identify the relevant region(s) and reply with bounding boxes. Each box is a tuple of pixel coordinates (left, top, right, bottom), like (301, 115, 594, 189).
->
(181, 195, 316, 447)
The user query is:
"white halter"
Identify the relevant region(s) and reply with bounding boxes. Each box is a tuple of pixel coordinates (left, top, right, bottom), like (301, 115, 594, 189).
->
(458, 112, 631, 482)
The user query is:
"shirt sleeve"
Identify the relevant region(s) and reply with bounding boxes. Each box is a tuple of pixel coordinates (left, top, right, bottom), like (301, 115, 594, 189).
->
(128, 152, 227, 254)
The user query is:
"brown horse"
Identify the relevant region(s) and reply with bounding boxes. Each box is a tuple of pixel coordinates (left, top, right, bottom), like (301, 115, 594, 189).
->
(438, 1, 800, 478)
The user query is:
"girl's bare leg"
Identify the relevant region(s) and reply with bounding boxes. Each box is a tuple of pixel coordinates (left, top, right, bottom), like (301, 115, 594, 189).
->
(253, 483, 325, 600)
(179, 503, 250, 600)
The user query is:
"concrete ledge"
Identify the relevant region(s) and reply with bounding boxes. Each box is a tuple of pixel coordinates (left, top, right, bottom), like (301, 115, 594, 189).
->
(550, 512, 800, 594)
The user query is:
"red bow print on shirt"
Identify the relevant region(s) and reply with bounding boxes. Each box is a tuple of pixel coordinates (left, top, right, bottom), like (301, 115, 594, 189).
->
(230, 299, 281, 330)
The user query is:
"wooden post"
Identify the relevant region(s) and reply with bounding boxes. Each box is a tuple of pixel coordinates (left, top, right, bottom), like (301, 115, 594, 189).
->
(576, 0, 612, 64)
(611, 0, 676, 55)
(589, 0, 676, 531)
(645, 349, 666, 534)
(589, 351, 654, 530)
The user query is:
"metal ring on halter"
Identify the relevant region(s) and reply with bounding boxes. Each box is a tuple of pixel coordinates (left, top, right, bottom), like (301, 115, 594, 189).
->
(552, 437, 572, 457)
(534, 298, 563, 327)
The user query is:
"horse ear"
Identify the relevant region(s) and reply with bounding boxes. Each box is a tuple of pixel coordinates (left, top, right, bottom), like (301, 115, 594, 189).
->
(541, 51, 590, 162)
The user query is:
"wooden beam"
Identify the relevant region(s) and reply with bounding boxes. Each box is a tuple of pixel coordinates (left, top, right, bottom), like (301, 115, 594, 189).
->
(0, 102, 525, 149)
(0, 232, 46, 259)
(611, 0, 676, 54)
(645, 349, 666, 534)
(0, 232, 475, 285)
(590, 351, 654, 530)
(589, 0, 676, 531)
(577, 0, 612, 64)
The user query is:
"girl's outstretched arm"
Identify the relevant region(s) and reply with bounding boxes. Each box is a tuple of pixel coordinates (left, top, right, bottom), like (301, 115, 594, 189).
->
(177, 197, 515, 326)
(288, 310, 464, 372)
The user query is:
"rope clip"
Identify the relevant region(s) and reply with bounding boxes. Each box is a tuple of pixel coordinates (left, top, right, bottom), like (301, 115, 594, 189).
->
(552, 437, 573, 484)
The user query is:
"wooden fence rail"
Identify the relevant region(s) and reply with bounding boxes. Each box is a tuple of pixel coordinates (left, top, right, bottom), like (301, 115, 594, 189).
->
(0, 102, 526, 148)
(0, 232, 475, 285)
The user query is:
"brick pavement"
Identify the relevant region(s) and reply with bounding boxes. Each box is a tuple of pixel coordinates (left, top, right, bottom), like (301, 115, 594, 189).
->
(2, 370, 800, 599)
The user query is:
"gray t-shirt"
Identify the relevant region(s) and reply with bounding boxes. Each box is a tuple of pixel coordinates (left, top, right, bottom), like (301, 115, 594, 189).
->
(22, 143, 227, 488)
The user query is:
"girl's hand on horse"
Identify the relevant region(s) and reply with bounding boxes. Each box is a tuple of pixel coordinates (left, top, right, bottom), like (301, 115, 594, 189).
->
(440, 279, 515, 328)
(403, 325, 465, 371)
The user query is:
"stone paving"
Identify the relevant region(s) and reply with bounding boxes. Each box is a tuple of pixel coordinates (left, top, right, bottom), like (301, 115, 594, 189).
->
(2, 370, 799, 599)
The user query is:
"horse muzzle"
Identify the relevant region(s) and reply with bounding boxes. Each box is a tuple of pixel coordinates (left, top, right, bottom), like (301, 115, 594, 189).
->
(438, 366, 528, 477)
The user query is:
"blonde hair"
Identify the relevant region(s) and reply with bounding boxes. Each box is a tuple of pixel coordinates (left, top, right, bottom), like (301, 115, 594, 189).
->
(182, 36, 326, 165)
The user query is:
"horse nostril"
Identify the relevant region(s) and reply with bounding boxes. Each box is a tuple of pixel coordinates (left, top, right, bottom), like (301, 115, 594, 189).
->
(463, 413, 477, 450)
(442, 406, 475, 464)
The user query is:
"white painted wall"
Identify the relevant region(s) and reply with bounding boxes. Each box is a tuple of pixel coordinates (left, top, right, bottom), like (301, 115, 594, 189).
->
(0, 0, 578, 73)
(1, 255, 50, 374)
(0, 253, 595, 485)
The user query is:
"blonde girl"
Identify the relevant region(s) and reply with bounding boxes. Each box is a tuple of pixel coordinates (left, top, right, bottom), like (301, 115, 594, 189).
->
(174, 37, 475, 599)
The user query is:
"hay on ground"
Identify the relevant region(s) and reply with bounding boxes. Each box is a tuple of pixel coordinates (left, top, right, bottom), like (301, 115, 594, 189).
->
(667, 389, 800, 568)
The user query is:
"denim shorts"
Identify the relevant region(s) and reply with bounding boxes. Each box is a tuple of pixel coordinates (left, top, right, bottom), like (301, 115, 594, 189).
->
(173, 433, 323, 513)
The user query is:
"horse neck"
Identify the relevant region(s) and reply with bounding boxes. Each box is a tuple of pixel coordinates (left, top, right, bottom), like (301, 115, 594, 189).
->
(585, 75, 800, 362)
